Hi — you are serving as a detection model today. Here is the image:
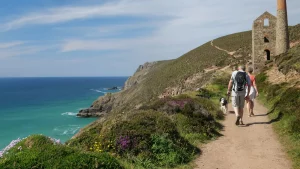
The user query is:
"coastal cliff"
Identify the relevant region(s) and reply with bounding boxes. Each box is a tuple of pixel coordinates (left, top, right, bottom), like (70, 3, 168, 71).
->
(77, 61, 159, 117)
(124, 62, 158, 90)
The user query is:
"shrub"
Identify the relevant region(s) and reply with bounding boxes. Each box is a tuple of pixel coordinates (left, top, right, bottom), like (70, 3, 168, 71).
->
(0, 135, 122, 169)
(256, 71, 300, 169)
(98, 110, 198, 168)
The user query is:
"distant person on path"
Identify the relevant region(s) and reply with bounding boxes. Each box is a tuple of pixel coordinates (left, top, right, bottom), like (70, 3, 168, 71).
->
(246, 67, 259, 117)
(227, 65, 251, 125)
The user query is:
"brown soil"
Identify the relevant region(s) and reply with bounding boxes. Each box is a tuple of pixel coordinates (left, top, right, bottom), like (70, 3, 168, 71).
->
(266, 66, 300, 85)
(195, 101, 292, 169)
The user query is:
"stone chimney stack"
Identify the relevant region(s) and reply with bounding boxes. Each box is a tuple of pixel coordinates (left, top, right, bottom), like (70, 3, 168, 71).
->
(276, 0, 290, 55)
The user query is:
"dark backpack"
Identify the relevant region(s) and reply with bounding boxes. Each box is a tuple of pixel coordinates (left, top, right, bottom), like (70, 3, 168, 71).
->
(234, 72, 246, 91)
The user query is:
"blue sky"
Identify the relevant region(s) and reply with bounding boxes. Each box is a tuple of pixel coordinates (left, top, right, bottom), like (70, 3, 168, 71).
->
(0, 0, 299, 77)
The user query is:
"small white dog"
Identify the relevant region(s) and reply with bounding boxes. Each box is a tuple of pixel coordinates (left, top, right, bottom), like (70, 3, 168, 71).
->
(220, 97, 228, 114)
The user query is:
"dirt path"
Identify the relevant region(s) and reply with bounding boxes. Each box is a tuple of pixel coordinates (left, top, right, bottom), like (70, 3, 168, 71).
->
(211, 40, 236, 56)
(195, 101, 292, 169)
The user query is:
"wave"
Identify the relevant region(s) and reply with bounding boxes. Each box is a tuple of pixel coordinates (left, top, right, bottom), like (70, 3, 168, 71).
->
(90, 89, 107, 94)
(53, 125, 81, 136)
(61, 112, 77, 116)
(103, 87, 122, 91)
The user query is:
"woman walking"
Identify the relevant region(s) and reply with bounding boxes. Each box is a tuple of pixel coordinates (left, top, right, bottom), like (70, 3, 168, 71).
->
(246, 67, 259, 117)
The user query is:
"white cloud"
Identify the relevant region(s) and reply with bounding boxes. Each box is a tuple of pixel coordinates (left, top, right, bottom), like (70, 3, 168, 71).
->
(0, 41, 24, 49)
(59, 0, 300, 51)
(1, 0, 300, 76)
(0, 45, 56, 59)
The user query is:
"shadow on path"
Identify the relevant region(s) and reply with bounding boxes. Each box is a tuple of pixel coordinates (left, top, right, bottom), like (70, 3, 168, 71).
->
(254, 107, 276, 117)
(245, 112, 283, 126)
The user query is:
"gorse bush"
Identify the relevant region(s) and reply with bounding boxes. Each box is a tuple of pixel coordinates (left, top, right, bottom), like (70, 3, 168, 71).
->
(99, 110, 199, 168)
(67, 95, 223, 168)
(140, 96, 223, 144)
(0, 135, 123, 169)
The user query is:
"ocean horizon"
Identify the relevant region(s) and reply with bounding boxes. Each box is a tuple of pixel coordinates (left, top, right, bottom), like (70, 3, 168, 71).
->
(0, 77, 128, 150)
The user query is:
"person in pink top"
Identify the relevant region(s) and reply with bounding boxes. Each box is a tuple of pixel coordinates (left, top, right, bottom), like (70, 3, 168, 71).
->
(246, 67, 259, 117)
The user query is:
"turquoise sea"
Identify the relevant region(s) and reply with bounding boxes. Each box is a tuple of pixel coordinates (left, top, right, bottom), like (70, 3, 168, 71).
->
(0, 77, 127, 149)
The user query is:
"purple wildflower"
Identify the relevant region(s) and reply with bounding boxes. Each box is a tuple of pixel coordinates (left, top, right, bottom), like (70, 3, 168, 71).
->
(117, 136, 131, 150)
(168, 100, 191, 109)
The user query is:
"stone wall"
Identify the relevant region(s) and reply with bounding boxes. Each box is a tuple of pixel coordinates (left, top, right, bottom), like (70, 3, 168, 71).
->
(252, 12, 277, 72)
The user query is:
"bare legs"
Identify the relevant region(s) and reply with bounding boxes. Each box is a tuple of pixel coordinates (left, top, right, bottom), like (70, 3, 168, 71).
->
(247, 100, 255, 116)
(233, 107, 244, 125)
(239, 108, 244, 124)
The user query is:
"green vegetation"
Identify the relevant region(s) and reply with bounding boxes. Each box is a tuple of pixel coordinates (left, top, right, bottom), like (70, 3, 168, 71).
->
(256, 48, 300, 169)
(275, 45, 300, 74)
(0, 135, 122, 169)
(289, 24, 300, 42)
(110, 42, 232, 111)
(213, 31, 252, 53)
(68, 95, 223, 168)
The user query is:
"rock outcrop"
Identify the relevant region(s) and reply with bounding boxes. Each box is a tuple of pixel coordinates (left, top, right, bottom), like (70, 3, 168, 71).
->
(77, 93, 115, 117)
(124, 62, 157, 90)
(77, 62, 158, 118)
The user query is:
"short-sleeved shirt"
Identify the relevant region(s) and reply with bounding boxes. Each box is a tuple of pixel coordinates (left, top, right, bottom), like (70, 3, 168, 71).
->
(230, 70, 251, 96)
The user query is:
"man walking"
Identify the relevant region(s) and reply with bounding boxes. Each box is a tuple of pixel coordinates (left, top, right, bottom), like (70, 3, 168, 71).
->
(227, 65, 251, 125)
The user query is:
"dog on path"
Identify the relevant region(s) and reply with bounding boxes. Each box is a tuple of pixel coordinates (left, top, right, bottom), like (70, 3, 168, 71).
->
(220, 97, 228, 114)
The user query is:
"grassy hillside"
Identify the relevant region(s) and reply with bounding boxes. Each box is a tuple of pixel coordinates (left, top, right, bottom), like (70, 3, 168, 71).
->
(289, 24, 300, 42)
(256, 46, 300, 169)
(67, 96, 223, 168)
(0, 135, 122, 169)
(105, 41, 234, 112)
(92, 24, 300, 113)
(275, 45, 300, 74)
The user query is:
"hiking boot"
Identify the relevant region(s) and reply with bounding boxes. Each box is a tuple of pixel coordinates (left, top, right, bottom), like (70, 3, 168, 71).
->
(235, 116, 240, 125)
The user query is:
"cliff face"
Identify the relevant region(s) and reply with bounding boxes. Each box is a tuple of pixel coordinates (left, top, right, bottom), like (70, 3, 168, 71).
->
(77, 62, 159, 117)
(124, 62, 157, 90)
(77, 93, 115, 117)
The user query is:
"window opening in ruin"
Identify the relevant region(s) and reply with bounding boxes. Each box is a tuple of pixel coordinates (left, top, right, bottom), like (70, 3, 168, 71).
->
(264, 37, 269, 43)
(264, 18, 269, 26)
(265, 49, 271, 60)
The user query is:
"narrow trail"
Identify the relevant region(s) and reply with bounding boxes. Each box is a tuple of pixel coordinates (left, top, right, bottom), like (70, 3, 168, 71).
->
(195, 101, 292, 169)
(211, 40, 236, 56)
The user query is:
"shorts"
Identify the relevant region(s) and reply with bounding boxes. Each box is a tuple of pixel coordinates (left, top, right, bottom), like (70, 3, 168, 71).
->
(232, 95, 245, 108)
(245, 86, 256, 101)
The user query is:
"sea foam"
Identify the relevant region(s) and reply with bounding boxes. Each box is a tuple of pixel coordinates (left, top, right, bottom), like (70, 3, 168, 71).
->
(61, 112, 77, 116)
(53, 125, 81, 136)
(90, 89, 107, 94)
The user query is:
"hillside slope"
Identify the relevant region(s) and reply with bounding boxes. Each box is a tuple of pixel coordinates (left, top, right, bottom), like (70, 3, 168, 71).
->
(80, 24, 300, 117)
(256, 45, 300, 169)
